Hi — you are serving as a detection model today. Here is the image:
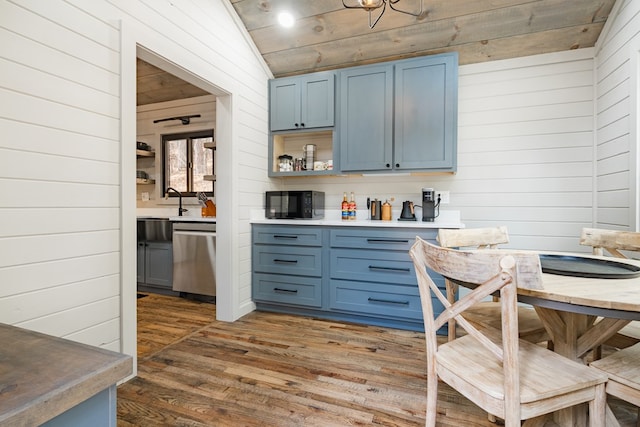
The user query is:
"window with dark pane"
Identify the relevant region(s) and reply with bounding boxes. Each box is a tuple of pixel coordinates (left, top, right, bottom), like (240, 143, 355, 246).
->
(162, 129, 214, 197)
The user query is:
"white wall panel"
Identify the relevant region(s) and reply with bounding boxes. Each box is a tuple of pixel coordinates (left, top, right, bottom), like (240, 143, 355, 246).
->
(1, 253, 119, 296)
(0, 275, 119, 323)
(1, 118, 119, 162)
(0, 27, 119, 95)
(594, 0, 640, 229)
(0, 0, 271, 358)
(16, 297, 120, 338)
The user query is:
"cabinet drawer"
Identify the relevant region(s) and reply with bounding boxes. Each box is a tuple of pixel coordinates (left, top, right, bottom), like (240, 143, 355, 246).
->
(330, 249, 416, 285)
(330, 228, 436, 251)
(254, 273, 322, 307)
(253, 245, 322, 276)
(254, 225, 323, 247)
(329, 280, 423, 320)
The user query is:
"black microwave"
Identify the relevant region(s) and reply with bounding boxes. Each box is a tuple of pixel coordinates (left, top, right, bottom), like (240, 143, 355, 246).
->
(265, 191, 325, 219)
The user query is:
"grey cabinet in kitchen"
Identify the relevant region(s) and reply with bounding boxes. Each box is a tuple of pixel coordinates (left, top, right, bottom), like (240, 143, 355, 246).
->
(137, 241, 174, 294)
(251, 224, 447, 332)
(252, 225, 323, 308)
(338, 63, 394, 171)
(338, 53, 458, 173)
(269, 71, 335, 131)
(328, 228, 439, 325)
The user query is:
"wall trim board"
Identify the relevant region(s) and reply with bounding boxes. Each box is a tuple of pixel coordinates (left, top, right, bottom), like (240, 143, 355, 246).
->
(629, 35, 640, 230)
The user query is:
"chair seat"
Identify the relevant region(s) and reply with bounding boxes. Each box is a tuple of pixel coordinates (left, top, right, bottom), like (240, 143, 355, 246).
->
(590, 343, 640, 395)
(463, 303, 548, 343)
(438, 333, 607, 418)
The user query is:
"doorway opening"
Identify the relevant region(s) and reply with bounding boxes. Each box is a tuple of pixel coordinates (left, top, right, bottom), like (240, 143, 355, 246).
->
(121, 40, 233, 372)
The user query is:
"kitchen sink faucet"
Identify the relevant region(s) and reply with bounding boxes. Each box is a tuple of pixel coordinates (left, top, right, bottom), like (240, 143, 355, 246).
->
(165, 187, 188, 216)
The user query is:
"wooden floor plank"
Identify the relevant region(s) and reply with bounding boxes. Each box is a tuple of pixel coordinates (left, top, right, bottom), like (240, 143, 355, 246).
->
(118, 293, 638, 426)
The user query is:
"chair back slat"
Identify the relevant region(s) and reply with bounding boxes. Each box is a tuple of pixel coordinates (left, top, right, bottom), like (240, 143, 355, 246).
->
(437, 226, 509, 249)
(437, 226, 511, 335)
(580, 228, 640, 258)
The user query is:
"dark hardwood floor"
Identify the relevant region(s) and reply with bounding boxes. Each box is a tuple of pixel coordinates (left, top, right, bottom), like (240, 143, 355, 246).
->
(118, 293, 638, 426)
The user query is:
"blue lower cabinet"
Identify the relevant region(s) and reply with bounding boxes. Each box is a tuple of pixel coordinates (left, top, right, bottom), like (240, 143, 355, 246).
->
(251, 224, 451, 332)
(252, 245, 322, 276)
(329, 279, 422, 320)
(330, 249, 416, 285)
(253, 273, 322, 308)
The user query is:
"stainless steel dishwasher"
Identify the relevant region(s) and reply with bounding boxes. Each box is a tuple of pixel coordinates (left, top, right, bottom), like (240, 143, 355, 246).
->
(172, 221, 216, 297)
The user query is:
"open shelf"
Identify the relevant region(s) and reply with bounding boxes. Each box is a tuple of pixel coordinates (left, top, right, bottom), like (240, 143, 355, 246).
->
(136, 149, 155, 158)
(270, 129, 334, 176)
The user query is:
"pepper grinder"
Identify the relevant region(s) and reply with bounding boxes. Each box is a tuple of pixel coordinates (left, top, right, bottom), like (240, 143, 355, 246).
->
(381, 200, 392, 221)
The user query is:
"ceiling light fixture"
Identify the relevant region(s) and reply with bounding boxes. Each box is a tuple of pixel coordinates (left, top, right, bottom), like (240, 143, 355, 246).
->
(277, 11, 295, 28)
(342, 0, 423, 29)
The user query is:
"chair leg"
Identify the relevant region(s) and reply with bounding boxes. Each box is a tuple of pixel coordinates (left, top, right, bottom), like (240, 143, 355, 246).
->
(425, 372, 438, 427)
(589, 383, 606, 427)
(594, 345, 602, 360)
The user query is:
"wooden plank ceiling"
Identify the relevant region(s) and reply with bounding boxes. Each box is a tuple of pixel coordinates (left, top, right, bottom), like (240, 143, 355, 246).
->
(137, 0, 616, 105)
(231, 0, 616, 77)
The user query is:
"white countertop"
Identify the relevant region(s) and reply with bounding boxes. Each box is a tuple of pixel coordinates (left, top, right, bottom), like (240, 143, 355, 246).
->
(169, 216, 216, 222)
(250, 209, 463, 229)
(136, 208, 216, 222)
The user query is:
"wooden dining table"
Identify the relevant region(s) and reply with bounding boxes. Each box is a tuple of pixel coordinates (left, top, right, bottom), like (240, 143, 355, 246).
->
(514, 252, 640, 427)
(448, 251, 640, 427)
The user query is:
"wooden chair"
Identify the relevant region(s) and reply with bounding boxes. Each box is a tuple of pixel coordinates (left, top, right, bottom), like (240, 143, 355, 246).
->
(437, 227, 549, 345)
(580, 228, 640, 350)
(409, 237, 607, 427)
(590, 342, 640, 427)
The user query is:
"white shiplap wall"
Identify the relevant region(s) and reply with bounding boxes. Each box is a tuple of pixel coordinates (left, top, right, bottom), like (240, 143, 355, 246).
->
(0, 0, 271, 364)
(594, 0, 640, 231)
(283, 49, 598, 253)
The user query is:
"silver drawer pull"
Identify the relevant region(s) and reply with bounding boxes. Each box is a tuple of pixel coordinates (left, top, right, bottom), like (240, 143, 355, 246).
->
(368, 297, 409, 305)
(368, 265, 411, 272)
(274, 288, 298, 294)
(366, 238, 409, 244)
(274, 235, 298, 239)
(274, 259, 298, 264)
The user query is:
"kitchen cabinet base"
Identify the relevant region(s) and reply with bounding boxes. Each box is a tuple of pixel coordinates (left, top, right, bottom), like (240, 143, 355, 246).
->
(254, 302, 425, 332)
(137, 283, 180, 297)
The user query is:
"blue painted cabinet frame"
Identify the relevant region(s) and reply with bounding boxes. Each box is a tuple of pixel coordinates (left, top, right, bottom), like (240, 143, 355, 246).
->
(269, 71, 335, 132)
(338, 52, 458, 173)
(251, 224, 448, 332)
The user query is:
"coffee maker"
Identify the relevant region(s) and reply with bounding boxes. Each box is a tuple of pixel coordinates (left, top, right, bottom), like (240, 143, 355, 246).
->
(422, 188, 436, 222)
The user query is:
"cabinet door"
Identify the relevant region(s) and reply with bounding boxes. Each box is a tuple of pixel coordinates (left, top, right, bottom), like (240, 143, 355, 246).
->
(394, 54, 457, 170)
(339, 64, 393, 171)
(301, 73, 335, 129)
(145, 242, 173, 288)
(269, 77, 301, 131)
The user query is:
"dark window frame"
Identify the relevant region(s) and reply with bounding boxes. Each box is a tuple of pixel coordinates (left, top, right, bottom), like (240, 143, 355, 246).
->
(161, 129, 214, 198)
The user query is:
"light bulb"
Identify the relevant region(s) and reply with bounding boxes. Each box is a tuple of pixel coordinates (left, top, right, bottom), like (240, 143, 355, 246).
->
(277, 11, 295, 28)
(358, 0, 384, 9)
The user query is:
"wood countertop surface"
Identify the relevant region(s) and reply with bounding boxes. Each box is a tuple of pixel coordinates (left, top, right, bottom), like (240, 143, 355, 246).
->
(0, 324, 132, 426)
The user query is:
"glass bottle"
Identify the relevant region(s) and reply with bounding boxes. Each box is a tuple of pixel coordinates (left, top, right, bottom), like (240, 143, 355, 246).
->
(341, 193, 349, 221)
(349, 192, 357, 220)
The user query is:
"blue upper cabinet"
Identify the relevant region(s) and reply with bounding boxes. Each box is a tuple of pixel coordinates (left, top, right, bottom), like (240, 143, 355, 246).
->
(394, 54, 457, 171)
(338, 64, 394, 171)
(339, 53, 458, 173)
(269, 71, 335, 131)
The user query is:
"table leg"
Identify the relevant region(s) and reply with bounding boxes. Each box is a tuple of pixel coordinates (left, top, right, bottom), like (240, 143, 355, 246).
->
(533, 308, 591, 426)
